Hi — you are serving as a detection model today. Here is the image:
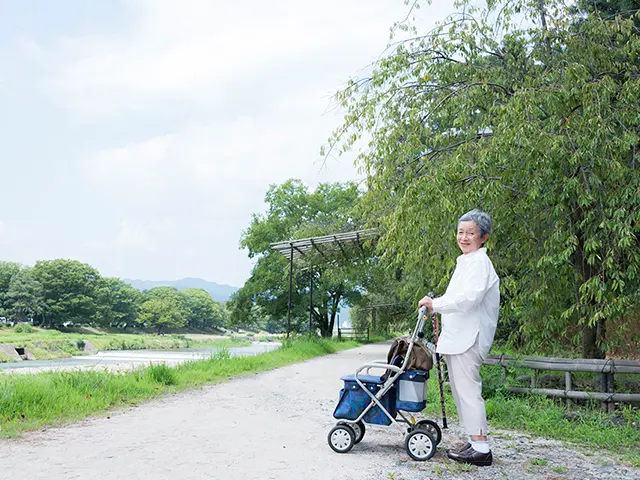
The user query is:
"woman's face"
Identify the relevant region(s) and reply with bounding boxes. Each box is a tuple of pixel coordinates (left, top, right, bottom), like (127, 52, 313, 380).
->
(457, 220, 488, 254)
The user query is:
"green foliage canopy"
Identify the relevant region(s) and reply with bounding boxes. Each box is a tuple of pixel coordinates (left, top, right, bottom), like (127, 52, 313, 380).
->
(5, 267, 44, 322)
(33, 259, 101, 327)
(182, 288, 227, 330)
(325, 0, 640, 357)
(230, 179, 372, 336)
(140, 287, 189, 333)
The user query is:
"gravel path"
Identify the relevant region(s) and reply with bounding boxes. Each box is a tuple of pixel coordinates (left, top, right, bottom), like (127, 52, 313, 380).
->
(0, 342, 637, 480)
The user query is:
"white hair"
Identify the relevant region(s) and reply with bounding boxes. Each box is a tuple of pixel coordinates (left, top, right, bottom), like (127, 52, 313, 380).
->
(458, 209, 492, 236)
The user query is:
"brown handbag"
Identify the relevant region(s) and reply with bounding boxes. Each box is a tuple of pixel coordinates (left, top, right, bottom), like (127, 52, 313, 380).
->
(381, 337, 434, 381)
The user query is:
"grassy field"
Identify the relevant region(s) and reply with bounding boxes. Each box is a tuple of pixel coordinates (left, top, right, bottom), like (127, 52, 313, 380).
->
(422, 364, 640, 467)
(0, 336, 358, 438)
(0, 325, 256, 362)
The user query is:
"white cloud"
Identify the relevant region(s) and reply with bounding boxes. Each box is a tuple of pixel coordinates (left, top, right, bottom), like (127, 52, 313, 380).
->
(3, 0, 456, 285)
(82, 104, 359, 212)
(49, 0, 408, 117)
(115, 219, 157, 250)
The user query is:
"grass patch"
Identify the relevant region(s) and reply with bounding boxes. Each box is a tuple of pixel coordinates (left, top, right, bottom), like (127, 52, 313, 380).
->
(0, 337, 358, 438)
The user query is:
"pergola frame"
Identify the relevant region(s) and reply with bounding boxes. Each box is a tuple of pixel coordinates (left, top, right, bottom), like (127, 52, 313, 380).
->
(270, 228, 378, 337)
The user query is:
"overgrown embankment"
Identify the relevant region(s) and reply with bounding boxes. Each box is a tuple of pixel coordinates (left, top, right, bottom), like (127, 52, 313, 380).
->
(0, 325, 254, 362)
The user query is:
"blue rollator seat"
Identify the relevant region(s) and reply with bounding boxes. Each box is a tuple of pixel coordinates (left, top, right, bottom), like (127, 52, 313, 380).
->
(333, 374, 396, 425)
(333, 369, 429, 426)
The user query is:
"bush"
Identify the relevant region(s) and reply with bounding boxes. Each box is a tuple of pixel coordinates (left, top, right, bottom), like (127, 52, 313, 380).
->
(13, 324, 34, 334)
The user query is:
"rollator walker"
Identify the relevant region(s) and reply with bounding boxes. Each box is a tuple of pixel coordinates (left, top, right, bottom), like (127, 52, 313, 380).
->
(327, 305, 448, 461)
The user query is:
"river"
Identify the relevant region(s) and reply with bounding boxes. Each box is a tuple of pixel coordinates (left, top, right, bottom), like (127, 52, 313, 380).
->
(0, 342, 281, 374)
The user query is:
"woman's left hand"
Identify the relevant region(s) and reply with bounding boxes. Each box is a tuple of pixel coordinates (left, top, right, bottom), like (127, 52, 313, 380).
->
(418, 296, 433, 310)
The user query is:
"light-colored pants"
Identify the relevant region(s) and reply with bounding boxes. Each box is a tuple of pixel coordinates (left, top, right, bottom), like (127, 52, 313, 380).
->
(444, 336, 487, 437)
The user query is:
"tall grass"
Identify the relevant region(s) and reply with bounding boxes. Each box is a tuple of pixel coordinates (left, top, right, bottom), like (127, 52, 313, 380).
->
(0, 337, 358, 438)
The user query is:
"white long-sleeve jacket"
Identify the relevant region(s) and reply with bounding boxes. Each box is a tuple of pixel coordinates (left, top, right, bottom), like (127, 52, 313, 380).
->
(431, 247, 500, 360)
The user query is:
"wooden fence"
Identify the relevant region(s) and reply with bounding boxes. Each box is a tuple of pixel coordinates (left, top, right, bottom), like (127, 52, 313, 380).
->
(484, 354, 640, 412)
(337, 327, 370, 342)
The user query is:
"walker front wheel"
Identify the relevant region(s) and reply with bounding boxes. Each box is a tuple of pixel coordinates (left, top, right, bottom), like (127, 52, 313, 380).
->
(328, 424, 355, 453)
(338, 420, 366, 444)
(404, 429, 437, 461)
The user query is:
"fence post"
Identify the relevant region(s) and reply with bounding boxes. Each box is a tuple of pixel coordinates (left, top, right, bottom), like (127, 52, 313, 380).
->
(600, 372, 608, 412)
(607, 371, 615, 413)
(367, 327, 370, 342)
(565, 372, 573, 408)
(338, 327, 342, 340)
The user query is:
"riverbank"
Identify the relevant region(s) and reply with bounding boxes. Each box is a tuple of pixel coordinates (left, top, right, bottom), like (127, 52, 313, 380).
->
(0, 337, 358, 438)
(0, 325, 259, 363)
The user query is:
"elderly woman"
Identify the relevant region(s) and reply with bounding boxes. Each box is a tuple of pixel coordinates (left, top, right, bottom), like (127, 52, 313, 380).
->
(418, 209, 500, 467)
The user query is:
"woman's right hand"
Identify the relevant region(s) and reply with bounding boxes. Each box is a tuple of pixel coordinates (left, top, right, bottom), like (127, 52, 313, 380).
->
(418, 296, 433, 310)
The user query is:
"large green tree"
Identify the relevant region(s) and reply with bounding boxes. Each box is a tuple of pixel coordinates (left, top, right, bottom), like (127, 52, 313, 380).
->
(231, 179, 371, 337)
(0, 261, 21, 316)
(325, 0, 640, 357)
(32, 259, 102, 327)
(139, 287, 188, 333)
(182, 288, 226, 330)
(4, 267, 44, 322)
(93, 277, 142, 328)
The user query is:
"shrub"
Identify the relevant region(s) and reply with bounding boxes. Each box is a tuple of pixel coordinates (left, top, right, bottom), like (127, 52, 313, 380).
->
(13, 324, 34, 334)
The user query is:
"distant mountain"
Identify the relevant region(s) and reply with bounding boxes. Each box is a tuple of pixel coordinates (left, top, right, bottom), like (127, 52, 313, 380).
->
(124, 277, 239, 302)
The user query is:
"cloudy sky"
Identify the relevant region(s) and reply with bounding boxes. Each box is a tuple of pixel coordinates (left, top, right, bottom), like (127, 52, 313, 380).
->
(0, 0, 454, 287)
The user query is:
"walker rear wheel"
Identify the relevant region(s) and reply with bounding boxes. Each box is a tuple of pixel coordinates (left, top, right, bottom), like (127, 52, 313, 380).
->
(328, 424, 355, 453)
(414, 419, 442, 446)
(404, 429, 437, 461)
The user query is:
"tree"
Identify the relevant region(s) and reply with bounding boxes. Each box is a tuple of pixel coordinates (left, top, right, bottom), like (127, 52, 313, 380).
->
(227, 284, 264, 331)
(139, 287, 188, 333)
(0, 261, 21, 316)
(32, 259, 102, 327)
(325, 0, 640, 357)
(570, 0, 640, 23)
(231, 179, 371, 337)
(93, 277, 142, 328)
(4, 267, 44, 322)
(181, 288, 225, 330)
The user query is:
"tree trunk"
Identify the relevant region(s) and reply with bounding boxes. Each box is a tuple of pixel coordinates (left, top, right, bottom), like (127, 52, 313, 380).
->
(574, 228, 605, 359)
(316, 296, 332, 337)
(321, 312, 331, 337)
(582, 324, 604, 359)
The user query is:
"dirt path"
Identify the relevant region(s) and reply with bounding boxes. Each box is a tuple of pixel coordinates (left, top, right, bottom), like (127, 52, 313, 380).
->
(0, 343, 637, 480)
